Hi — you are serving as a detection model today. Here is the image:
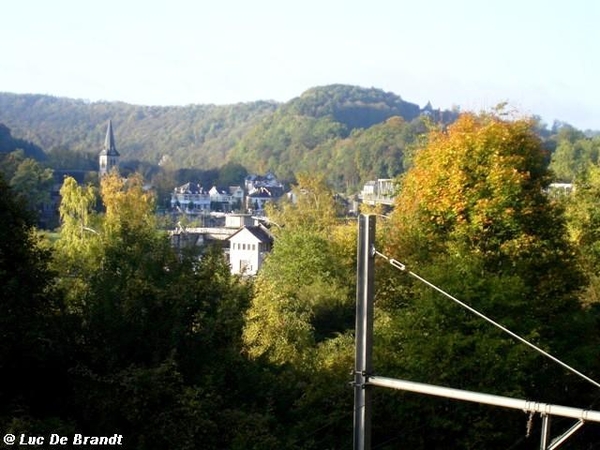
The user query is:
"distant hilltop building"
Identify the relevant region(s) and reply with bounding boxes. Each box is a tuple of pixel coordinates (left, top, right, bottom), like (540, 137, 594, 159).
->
(99, 120, 120, 176)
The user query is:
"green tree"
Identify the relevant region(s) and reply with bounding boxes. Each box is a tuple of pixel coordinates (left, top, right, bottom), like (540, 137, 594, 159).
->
(550, 136, 600, 182)
(217, 161, 248, 187)
(56, 176, 99, 257)
(377, 112, 598, 448)
(54, 176, 100, 308)
(388, 112, 568, 276)
(53, 171, 282, 448)
(265, 172, 342, 234)
(242, 227, 357, 447)
(0, 149, 26, 179)
(242, 175, 358, 448)
(565, 164, 600, 305)
(0, 152, 54, 213)
(0, 173, 71, 433)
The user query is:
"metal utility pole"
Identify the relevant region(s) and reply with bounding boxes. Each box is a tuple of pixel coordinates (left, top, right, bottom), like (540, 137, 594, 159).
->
(353, 214, 375, 450)
(352, 213, 600, 449)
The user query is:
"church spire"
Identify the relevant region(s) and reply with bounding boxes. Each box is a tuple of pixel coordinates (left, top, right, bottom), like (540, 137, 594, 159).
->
(103, 120, 119, 157)
(99, 120, 120, 176)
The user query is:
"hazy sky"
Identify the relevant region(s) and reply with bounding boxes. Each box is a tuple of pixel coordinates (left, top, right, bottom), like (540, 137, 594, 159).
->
(2, 0, 599, 129)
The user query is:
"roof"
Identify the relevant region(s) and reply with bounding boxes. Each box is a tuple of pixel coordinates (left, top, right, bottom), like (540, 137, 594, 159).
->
(228, 225, 273, 243)
(209, 186, 229, 195)
(174, 182, 206, 194)
(247, 186, 284, 198)
(99, 120, 120, 157)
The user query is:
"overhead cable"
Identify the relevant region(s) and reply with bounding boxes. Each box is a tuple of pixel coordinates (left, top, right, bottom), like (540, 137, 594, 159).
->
(374, 249, 600, 390)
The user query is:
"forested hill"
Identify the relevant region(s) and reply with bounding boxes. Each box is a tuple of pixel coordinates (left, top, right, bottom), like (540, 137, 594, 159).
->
(0, 122, 46, 161)
(0, 92, 278, 169)
(280, 84, 422, 128)
(0, 85, 442, 183)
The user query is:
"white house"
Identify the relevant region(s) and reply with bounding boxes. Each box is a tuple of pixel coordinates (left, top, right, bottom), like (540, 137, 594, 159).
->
(245, 186, 284, 212)
(244, 171, 282, 192)
(208, 186, 246, 212)
(209, 186, 230, 204)
(229, 185, 244, 208)
(244, 172, 284, 212)
(361, 179, 395, 206)
(228, 225, 273, 276)
(171, 182, 211, 211)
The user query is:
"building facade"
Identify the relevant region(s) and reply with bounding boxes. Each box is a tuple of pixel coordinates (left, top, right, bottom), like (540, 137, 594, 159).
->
(228, 225, 273, 276)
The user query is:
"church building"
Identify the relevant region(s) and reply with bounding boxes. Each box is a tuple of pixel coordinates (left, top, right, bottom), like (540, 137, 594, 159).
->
(99, 120, 120, 176)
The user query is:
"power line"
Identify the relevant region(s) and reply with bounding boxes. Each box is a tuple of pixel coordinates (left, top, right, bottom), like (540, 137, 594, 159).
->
(373, 249, 600, 391)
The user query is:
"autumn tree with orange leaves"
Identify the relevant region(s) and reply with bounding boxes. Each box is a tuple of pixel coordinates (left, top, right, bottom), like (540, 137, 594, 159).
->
(384, 112, 590, 305)
(374, 112, 600, 449)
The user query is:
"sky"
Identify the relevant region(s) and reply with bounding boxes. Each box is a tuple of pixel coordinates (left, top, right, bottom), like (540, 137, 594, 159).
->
(2, 0, 600, 130)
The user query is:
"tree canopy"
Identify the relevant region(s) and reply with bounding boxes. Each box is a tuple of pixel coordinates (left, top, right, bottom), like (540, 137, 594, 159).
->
(376, 112, 599, 448)
(5, 90, 600, 448)
(0, 86, 459, 193)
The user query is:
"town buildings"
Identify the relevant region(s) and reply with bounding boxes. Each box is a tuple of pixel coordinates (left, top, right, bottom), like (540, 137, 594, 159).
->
(170, 171, 284, 215)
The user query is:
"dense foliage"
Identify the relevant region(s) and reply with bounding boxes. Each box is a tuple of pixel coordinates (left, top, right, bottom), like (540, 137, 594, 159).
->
(281, 84, 421, 129)
(377, 112, 600, 448)
(0, 174, 66, 434)
(0, 125, 54, 215)
(4, 91, 600, 449)
(0, 85, 453, 193)
(549, 123, 600, 182)
(0, 92, 277, 169)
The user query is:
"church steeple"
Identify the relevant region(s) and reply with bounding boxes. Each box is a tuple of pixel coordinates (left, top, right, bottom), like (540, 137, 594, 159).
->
(99, 120, 120, 176)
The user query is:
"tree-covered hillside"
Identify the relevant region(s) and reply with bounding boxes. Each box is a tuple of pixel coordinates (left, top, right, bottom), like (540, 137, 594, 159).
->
(0, 122, 46, 160)
(0, 85, 446, 191)
(4, 109, 600, 449)
(282, 84, 422, 129)
(228, 85, 443, 186)
(0, 92, 278, 168)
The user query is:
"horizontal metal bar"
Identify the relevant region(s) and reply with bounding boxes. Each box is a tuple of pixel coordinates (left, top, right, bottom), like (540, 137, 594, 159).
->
(368, 376, 600, 423)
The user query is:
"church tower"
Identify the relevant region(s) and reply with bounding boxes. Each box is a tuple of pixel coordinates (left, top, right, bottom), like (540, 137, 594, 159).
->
(99, 120, 120, 176)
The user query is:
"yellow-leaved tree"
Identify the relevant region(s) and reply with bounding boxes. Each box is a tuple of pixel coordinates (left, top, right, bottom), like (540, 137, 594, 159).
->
(373, 111, 599, 449)
(242, 173, 357, 447)
(100, 172, 156, 237)
(388, 111, 557, 268)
